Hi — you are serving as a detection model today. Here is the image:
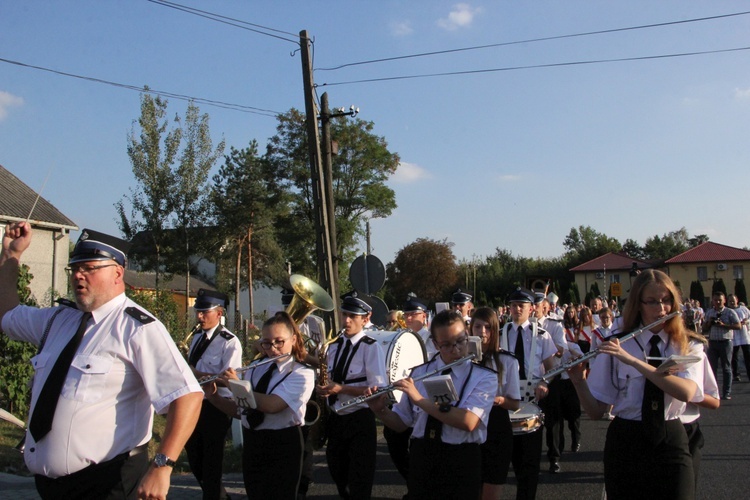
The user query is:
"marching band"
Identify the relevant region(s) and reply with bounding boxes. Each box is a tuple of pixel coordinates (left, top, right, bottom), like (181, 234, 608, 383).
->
(0, 222, 725, 500)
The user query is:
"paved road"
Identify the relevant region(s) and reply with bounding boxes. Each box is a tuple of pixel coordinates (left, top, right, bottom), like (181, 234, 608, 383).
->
(2, 378, 748, 499)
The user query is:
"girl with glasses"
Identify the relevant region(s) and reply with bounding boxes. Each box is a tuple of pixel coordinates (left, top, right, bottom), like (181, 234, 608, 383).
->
(569, 269, 706, 499)
(207, 312, 314, 499)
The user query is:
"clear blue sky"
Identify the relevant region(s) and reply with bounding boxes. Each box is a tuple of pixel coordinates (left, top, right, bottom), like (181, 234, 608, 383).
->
(2, 1, 750, 268)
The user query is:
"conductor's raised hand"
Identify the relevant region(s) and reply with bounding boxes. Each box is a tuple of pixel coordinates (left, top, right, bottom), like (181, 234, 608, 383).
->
(2, 222, 32, 258)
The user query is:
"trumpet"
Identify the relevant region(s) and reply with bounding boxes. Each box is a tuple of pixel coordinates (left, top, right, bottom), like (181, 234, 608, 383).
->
(198, 353, 291, 386)
(542, 311, 680, 382)
(334, 353, 476, 413)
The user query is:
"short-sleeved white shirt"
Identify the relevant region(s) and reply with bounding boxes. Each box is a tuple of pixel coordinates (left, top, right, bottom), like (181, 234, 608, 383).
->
(189, 324, 242, 398)
(241, 356, 314, 430)
(392, 357, 496, 444)
(500, 320, 558, 380)
(326, 331, 386, 414)
(680, 350, 719, 424)
(587, 329, 704, 421)
(2, 294, 201, 478)
(481, 352, 521, 400)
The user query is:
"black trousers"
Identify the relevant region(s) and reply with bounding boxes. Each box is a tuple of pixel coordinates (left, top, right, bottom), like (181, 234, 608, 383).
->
(481, 405, 513, 484)
(604, 418, 694, 500)
(511, 426, 544, 500)
(325, 408, 377, 499)
(383, 424, 412, 481)
(185, 399, 233, 500)
(35, 445, 149, 500)
(243, 425, 304, 499)
(684, 420, 705, 492)
(409, 438, 481, 499)
(732, 344, 750, 379)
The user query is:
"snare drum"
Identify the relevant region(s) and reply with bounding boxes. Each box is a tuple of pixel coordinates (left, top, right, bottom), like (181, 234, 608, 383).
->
(510, 402, 544, 435)
(367, 329, 427, 404)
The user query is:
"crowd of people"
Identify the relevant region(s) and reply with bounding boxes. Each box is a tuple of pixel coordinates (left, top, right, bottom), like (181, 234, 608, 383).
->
(0, 220, 742, 499)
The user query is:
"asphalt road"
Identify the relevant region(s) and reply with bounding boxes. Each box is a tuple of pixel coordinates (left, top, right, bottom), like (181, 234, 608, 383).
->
(2, 377, 747, 499)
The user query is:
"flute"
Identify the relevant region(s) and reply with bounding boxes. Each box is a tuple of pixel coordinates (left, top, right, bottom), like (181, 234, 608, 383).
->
(334, 353, 476, 413)
(198, 353, 291, 386)
(542, 311, 680, 383)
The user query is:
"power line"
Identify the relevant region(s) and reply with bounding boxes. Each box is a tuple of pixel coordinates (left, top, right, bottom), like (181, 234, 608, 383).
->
(0, 57, 281, 117)
(317, 10, 750, 71)
(145, 0, 300, 44)
(317, 45, 750, 87)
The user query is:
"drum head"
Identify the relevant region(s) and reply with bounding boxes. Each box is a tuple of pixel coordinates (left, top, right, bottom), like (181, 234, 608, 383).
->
(367, 330, 427, 404)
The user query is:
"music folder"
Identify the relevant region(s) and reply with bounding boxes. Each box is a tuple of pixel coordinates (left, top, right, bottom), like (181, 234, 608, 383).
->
(423, 375, 458, 405)
(647, 355, 702, 373)
(228, 379, 257, 409)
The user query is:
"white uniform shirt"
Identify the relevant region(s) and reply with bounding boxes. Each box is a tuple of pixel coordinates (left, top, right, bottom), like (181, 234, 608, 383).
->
(482, 352, 521, 400)
(393, 357, 496, 444)
(730, 305, 750, 346)
(590, 326, 613, 351)
(501, 320, 558, 380)
(587, 329, 704, 421)
(189, 325, 242, 398)
(241, 356, 314, 430)
(680, 350, 719, 424)
(415, 327, 437, 360)
(326, 331, 386, 414)
(2, 294, 201, 478)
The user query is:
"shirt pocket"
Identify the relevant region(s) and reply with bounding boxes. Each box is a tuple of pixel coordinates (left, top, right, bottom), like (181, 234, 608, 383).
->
(615, 363, 642, 398)
(63, 354, 114, 403)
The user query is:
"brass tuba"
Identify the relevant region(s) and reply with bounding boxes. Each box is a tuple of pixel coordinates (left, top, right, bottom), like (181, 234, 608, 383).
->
(284, 275, 336, 427)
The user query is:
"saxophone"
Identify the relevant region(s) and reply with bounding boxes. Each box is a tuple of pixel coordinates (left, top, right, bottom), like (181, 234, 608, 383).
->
(178, 323, 201, 359)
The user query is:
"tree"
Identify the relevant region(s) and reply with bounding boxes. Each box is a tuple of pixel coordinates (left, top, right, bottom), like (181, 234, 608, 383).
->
(385, 238, 458, 308)
(212, 141, 287, 324)
(116, 90, 181, 291)
(712, 278, 727, 297)
(267, 109, 399, 276)
(688, 234, 710, 247)
(563, 226, 621, 267)
(0, 265, 39, 417)
(735, 279, 748, 305)
(622, 238, 645, 260)
(689, 280, 706, 306)
(642, 228, 690, 260)
(169, 101, 225, 322)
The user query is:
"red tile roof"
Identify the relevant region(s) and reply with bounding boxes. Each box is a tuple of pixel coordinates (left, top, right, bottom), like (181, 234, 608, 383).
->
(569, 252, 650, 272)
(665, 241, 750, 264)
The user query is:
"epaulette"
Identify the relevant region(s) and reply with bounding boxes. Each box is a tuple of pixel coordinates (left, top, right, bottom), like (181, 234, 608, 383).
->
(295, 360, 315, 370)
(474, 363, 498, 375)
(535, 326, 548, 335)
(220, 330, 235, 340)
(55, 298, 78, 309)
(361, 335, 376, 345)
(125, 306, 156, 324)
(497, 349, 517, 359)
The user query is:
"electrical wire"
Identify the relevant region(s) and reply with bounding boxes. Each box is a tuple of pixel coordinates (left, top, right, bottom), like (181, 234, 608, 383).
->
(317, 45, 750, 87)
(0, 57, 281, 117)
(317, 10, 750, 71)
(145, 0, 300, 44)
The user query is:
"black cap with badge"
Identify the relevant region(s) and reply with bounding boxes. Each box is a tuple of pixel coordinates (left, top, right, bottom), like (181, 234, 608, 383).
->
(340, 291, 372, 316)
(194, 289, 229, 311)
(69, 229, 131, 266)
(508, 287, 535, 303)
(451, 288, 472, 305)
(403, 293, 428, 313)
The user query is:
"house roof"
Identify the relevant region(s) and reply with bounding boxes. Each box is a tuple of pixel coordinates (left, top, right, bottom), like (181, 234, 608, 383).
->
(665, 241, 750, 264)
(569, 252, 651, 272)
(124, 270, 216, 296)
(0, 164, 78, 230)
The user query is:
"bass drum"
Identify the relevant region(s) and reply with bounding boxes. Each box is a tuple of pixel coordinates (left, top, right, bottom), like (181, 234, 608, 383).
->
(367, 329, 427, 404)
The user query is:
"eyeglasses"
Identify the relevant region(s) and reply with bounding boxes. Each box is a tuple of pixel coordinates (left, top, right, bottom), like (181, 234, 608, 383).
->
(435, 335, 469, 352)
(640, 298, 673, 308)
(403, 311, 424, 318)
(260, 337, 291, 350)
(65, 263, 118, 276)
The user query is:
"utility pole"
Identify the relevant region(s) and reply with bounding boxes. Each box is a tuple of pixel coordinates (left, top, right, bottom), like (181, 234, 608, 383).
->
(299, 30, 340, 334)
(319, 92, 340, 296)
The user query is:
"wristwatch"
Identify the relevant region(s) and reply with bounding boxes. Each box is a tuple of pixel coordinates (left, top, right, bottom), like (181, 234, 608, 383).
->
(438, 403, 452, 413)
(153, 453, 176, 468)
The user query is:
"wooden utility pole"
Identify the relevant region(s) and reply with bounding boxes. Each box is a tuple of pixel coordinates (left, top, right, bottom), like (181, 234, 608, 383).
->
(299, 30, 340, 334)
(320, 92, 340, 292)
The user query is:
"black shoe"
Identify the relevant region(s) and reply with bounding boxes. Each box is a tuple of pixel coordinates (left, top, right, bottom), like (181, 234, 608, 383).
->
(722, 395, 732, 400)
(549, 461, 561, 473)
(733, 376, 741, 382)
(572, 443, 580, 452)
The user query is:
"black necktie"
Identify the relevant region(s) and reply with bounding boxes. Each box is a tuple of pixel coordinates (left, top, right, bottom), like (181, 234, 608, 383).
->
(642, 336, 666, 445)
(29, 311, 92, 441)
(515, 325, 526, 380)
(329, 340, 352, 405)
(424, 368, 452, 442)
(188, 332, 210, 367)
(246, 363, 277, 430)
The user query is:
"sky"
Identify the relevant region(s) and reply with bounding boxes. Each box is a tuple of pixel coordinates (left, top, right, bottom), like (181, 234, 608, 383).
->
(2, 1, 750, 270)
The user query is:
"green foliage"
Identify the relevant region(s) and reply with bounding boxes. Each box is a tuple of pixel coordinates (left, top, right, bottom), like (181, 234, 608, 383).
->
(563, 226, 621, 268)
(267, 109, 399, 277)
(735, 279, 748, 305)
(712, 278, 727, 297)
(384, 238, 458, 308)
(0, 265, 40, 417)
(690, 280, 706, 306)
(125, 289, 183, 344)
